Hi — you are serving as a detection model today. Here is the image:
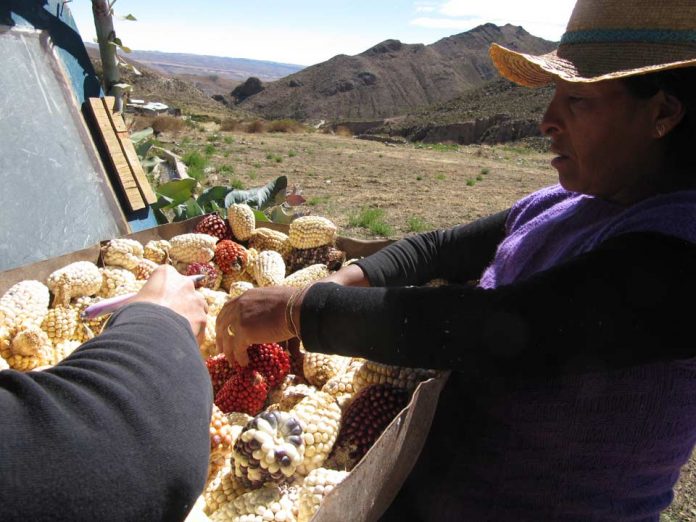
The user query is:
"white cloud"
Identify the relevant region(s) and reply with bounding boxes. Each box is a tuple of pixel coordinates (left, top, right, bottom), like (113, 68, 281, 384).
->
(411, 0, 576, 41)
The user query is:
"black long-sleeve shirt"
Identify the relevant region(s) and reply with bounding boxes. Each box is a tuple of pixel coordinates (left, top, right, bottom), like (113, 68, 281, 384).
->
(0, 303, 212, 522)
(301, 213, 696, 378)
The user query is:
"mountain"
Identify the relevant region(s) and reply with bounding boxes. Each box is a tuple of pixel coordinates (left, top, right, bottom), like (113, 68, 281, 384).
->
(84, 43, 304, 82)
(237, 24, 556, 122)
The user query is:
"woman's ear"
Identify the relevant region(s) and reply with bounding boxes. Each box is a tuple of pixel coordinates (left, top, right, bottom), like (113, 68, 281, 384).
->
(653, 90, 685, 138)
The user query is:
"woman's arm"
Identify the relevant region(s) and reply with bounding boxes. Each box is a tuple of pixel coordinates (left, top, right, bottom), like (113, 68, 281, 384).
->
(301, 232, 696, 379)
(0, 304, 211, 521)
(353, 209, 509, 287)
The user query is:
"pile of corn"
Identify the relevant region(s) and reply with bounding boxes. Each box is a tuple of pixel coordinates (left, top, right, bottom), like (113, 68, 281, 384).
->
(0, 206, 438, 521)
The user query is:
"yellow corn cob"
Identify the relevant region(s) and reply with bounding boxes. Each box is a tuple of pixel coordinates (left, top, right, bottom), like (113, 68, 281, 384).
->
(227, 281, 255, 299)
(101, 238, 144, 270)
(2, 325, 54, 371)
(210, 485, 296, 522)
(297, 468, 349, 522)
(248, 228, 291, 258)
(143, 239, 171, 264)
(250, 250, 286, 287)
(282, 264, 329, 288)
(134, 258, 159, 280)
(0, 280, 50, 335)
(354, 360, 438, 392)
(227, 203, 256, 242)
(169, 233, 218, 264)
(288, 216, 337, 250)
(208, 405, 236, 485)
(72, 296, 108, 342)
(290, 391, 342, 476)
(53, 339, 81, 364)
(46, 261, 102, 307)
(41, 305, 79, 344)
(97, 267, 137, 298)
(303, 352, 351, 388)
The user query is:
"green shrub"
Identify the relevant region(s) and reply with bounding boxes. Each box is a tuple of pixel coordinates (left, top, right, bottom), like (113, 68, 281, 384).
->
(288, 150, 297, 158)
(407, 216, 429, 233)
(224, 136, 235, 144)
(308, 195, 330, 206)
(207, 134, 219, 143)
(204, 143, 216, 155)
(466, 179, 476, 186)
(229, 178, 244, 190)
(348, 207, 392, 236)
(476, 175, 483, 181)
(219, 164, 234, 174)
(436, 173, 446, 181)
(480, 167, 490, 175)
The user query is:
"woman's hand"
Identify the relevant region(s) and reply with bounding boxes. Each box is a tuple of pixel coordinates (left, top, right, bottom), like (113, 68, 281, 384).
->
(129, 265, 208, 343)
(216, 286, 298, 367)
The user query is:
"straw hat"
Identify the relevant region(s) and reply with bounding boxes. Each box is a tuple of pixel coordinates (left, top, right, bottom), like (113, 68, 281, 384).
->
(490, 0, 696, 87)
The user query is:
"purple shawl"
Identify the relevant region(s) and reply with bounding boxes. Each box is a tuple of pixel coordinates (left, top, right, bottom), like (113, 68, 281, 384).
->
(480, 184, 696, 289)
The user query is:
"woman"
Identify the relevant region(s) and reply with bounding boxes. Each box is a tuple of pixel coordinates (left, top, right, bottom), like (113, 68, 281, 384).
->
(217, 0, 696, 519)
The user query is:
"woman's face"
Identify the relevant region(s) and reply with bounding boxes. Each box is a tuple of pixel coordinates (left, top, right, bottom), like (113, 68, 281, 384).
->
(540, 79, 662, 204)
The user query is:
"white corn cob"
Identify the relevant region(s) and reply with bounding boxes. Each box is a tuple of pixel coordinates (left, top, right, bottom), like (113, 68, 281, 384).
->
(143, 239, 171, 264)
(290, 391, 342, 476)
(228, 281, 255, 299)
(288, 216, 337, 249)
(267, 374, 314, 408)
(210, 485, 297, 522)
(41, 305, 79, 344)
(98, 267, 137, 298)
(250, 251, 286, 287)
(200, 314, 218, 359)
(46, 262, 102, 307)
(53, 339, 81, 364)
(282, 264, 329, 288)
(227, 203, 256, 242)
(303, 352, 351, 388)
(101, 238, 144, 271)
(321, 359, 365, 409)
(248, 228, 291, 258)
(2, 325, 54, 371)
(354, 361, 438, 392)
(204, 465, 252, 516)
(198, 288, 230, 317)
(0, 280, 50, 335)
(297, 468, 349, 522)
(169, 233, 218, 264)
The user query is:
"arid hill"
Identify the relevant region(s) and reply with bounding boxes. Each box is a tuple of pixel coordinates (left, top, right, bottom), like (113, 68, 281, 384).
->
(238, 24, 556, 122)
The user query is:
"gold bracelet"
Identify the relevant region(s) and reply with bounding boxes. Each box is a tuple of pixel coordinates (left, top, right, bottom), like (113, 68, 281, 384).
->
(285, 286, 307, 340)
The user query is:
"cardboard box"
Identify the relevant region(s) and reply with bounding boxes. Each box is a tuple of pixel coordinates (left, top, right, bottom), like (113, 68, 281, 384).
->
(0, 217, 449, 521)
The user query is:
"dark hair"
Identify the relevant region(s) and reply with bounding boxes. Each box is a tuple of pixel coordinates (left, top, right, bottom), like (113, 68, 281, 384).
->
(623, 67, 696, 189)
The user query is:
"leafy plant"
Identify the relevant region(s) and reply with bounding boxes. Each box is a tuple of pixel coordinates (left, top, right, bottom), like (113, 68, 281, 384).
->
(407, 216, 429, 233)
(466, 179, 476, 186)
(349, 207, 392, 237)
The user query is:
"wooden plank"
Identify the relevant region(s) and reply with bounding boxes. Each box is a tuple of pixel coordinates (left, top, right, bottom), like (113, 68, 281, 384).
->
(87, 98, 145, 211)
(101, 98, 158, 205)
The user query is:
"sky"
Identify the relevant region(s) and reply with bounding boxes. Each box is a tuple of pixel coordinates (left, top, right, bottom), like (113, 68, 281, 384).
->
(69, 0, 576, 67)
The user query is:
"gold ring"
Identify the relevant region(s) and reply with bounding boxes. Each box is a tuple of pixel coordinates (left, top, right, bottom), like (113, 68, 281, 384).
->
(226, 324, 235, 337)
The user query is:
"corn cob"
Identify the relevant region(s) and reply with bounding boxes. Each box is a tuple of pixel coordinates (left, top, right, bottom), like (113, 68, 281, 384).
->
(297, 468, 349, 522)
(169, 233, 218, 264)
(290, 391, 342, 476)
(195, 213, 233, 241)
(204, 465, 252, 516)
(0, 280, 50, 335)
(320, 359, 365, 410)
(2, 325, 54, 371)
(267, 374, 314, 407)
(187, 262, 223, 291)
(248, 228, 291, 259)
(41, 305, 79, 344)
(200, 314, 219, 359)
(134, 258, 159, 280)
(210, 485, 297, 522)
(282, 264, 329, 288)
(227, 203, 256, 242)
(227, 281, 255, 299)
(46, 262, 102, 307)
(97, 267, 137, 298)
(197, 288, 230, 317)
(208, 405, 236, 486)
(233, 410, 305, 487)
(303, 352, 351, 388)
(285, 245, 332, 274)
(354, 361, 437, 392)
(53, 339, 81, 364)
(101, 238, 144, 271)
(72, 296, 109, 342)
(143, 239, 171, 264)
(288, 216, 337, 250)
(250, 251, 286, 287)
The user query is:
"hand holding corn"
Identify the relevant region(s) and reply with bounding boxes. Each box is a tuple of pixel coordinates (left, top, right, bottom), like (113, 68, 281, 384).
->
(129, 265, 208, 344)
(215, 286, 301, 367)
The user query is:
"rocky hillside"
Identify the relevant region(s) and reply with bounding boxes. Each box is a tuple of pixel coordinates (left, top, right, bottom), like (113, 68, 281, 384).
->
(238, 24, 556, 122)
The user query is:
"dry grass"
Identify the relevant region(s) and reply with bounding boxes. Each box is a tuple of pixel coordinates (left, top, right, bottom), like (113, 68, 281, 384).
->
(151, 115, 186, 135)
